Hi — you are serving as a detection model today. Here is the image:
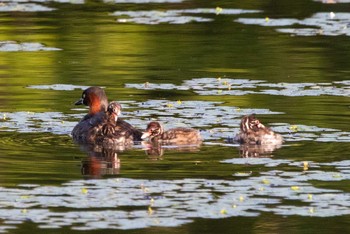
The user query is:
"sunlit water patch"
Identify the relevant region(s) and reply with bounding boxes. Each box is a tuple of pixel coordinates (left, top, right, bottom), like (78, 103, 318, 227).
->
(112, 8, 260, 25)
(113, 10, 213, 24)
(0, 2, 54, 12)
(126, 78, 350, 96)
(271, 123, 350, 142)
(124, 80, 350, 143)
(0, 170, 349, 232)
(0, 111, 76, 135)
(105, 0, 183, 3)
(0, 41, 61, 52)
(48, 0, 84, 4)
(2, 85, 350, 143)
(27, 84, 90, 91)
(0, 97, 282, 139)
(119, 99, 285, 143)
(1, 0, 84, 4)
(236, 12, 350, 36)
(314, 0, 350, 3)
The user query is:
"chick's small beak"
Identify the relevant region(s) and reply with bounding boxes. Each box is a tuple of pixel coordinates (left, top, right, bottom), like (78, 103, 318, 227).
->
(75, 98, 84, 105)
(141, 132, 151, 140)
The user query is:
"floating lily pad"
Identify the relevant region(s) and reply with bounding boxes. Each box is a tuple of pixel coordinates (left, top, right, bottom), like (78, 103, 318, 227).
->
(0, 41, 60, 52)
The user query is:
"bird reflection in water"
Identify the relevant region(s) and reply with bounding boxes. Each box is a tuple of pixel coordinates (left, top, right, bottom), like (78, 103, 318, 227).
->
(80, 145, 126, 179)
(237, 143, 283, 158)
(142, 141, 202, 159)
(79, 142, 202, 178)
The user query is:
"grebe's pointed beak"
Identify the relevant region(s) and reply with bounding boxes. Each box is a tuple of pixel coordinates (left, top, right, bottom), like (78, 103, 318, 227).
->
(141, 132, 151, 139)
(75, 98, 84, 105)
